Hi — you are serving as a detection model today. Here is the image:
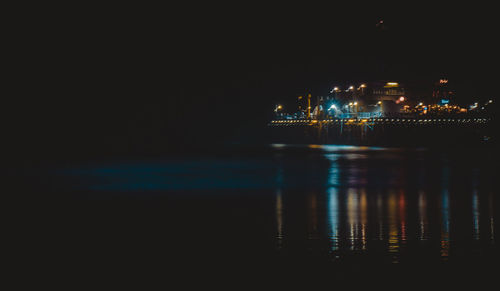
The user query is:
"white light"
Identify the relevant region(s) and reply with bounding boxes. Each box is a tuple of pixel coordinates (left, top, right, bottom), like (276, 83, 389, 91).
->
(353, 102, 358, 105)
(330, 104, 337, 110)
(349, 86, 354, 90)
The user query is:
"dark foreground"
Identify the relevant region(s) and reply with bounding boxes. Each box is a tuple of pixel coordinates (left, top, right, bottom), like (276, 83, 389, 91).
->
(11, 145, 499, 288)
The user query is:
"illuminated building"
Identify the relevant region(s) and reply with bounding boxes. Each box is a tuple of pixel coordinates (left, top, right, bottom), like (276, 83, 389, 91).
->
(432, 78, 454, 105)
(367, 81, 406, 103)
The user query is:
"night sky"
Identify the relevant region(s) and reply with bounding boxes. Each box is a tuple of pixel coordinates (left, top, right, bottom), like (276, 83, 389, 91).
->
(9, 3, 498, 159)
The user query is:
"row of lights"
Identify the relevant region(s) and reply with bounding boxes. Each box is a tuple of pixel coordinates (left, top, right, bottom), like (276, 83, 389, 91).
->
(330, 84, 367, 93)
(276, 99, 492, 115)
(271, 118, 489, 123)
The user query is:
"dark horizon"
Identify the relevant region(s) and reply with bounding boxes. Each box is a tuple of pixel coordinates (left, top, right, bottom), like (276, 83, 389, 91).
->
(8, 3, 499, 159)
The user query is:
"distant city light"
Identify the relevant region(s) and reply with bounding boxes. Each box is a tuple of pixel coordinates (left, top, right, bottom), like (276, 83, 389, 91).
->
(440, 99, 450, 105)
(270, 79, 486, 123)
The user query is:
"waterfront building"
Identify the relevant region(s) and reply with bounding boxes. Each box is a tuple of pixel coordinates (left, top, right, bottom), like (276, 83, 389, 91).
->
(432, 78, 454, 105)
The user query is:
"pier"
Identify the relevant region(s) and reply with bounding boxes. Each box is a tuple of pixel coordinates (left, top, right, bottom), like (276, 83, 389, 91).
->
(268, 117, 492, 145)
(269, 117, 490, 126)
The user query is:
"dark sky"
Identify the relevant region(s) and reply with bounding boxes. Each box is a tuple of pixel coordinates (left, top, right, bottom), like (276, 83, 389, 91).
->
(9, 3, 499, 158)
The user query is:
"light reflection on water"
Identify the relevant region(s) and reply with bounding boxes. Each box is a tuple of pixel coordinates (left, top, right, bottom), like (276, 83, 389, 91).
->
(271, 144, 496, 263)
(49, 144, 496, 264)
(274, 188, 495, 263)
(327, 188, 339, 252)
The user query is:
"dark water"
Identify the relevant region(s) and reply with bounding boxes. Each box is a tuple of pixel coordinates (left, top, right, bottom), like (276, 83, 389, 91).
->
(16, 145, 499, 287)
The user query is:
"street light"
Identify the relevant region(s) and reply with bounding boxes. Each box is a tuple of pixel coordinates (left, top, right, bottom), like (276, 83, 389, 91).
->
(330, 86, 340, 93)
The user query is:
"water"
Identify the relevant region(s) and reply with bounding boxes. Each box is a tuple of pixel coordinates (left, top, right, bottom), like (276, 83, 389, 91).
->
(17, 145, 499, 287)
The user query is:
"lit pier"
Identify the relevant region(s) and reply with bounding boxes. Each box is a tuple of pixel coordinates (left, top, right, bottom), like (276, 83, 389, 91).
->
(267, 117, 492, 145)
(269, 118, 491, 127)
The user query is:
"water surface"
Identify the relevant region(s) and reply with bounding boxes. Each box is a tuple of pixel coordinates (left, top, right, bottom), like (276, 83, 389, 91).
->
(22, 145, 499, 286)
